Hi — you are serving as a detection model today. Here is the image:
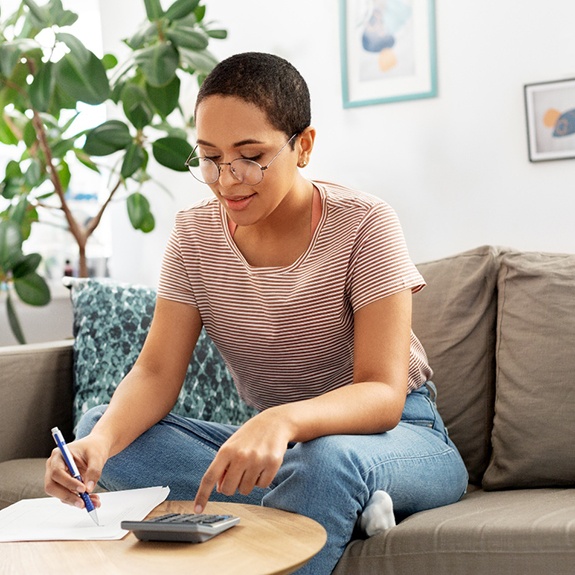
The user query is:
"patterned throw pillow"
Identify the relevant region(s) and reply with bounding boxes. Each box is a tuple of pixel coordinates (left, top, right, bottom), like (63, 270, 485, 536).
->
(68, 278, 257, 432)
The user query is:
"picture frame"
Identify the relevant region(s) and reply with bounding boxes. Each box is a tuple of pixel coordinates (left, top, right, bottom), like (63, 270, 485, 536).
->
(524, 78, 575, 162)
(339, 0, 437, 108)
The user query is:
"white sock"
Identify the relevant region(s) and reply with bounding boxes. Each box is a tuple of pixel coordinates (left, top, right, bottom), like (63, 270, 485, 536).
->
(359, 490, 396, 537)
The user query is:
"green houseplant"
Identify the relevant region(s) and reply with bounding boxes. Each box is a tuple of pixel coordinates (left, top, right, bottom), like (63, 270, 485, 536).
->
(0, 0, 226, 343)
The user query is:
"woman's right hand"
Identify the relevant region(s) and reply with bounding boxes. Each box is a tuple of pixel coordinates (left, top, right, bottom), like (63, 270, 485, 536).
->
(44, 434, 110, 509)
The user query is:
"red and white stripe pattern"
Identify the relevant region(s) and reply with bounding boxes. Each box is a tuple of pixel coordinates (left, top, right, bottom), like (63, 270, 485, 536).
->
(158, 181, 432, 411)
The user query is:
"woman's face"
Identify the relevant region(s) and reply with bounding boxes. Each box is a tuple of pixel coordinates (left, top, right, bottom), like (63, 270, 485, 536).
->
(194, 95, 307, 227)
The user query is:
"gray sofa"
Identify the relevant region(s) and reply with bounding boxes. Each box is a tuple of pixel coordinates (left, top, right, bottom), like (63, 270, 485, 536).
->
(1, 245, 574, 574)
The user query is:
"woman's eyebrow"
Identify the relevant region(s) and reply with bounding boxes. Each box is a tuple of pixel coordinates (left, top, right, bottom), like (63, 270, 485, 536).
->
(196, 138, 265, 148)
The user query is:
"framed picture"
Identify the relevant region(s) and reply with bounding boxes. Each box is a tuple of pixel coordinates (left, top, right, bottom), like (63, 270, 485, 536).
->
(524, 78, 575, 162)
(339, 0, 437, 108)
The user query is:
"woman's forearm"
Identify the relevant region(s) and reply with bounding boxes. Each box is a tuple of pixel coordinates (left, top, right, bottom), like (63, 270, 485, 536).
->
(88, 364, 184, 458)
(270, 380, 407, 444)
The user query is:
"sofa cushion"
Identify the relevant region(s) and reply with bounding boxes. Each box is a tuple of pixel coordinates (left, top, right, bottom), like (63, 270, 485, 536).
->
(69, 279, 257, 433)
(0, 459, 55, 510)
(333, 488, 575, 575)
(482, 251, 575, 490)
(413, 246, 500, 485)
(0, 340, 74, 463)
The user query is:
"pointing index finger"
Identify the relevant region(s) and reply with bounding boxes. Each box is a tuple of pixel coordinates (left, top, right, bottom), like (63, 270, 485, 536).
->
(194, 463, 223, 513)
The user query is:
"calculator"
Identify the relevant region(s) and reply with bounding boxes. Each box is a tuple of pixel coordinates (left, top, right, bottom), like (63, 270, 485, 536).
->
(121, 512, 241, 543)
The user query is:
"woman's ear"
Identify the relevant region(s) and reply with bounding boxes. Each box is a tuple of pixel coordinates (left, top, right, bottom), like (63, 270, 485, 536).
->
(297, 126, 316, 167)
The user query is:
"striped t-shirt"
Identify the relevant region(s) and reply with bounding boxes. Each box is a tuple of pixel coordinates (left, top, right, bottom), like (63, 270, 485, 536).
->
(158, 180, 432, 411)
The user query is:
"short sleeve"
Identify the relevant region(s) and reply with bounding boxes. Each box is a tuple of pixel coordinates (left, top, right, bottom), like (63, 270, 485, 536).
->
(347, 202, 425, 311)
(157, 222, 198, 307)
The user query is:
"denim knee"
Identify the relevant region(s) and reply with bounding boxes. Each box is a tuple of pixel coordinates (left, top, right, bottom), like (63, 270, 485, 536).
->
(271, 435, 368, 506)
(75, 404, 108, 439)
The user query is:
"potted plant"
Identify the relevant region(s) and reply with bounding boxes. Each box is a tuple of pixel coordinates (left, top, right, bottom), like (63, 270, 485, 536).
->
(0, 0, 226, 343)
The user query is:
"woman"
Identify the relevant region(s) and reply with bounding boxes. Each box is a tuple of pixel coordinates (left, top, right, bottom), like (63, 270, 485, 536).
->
(45, 52, 467, 574)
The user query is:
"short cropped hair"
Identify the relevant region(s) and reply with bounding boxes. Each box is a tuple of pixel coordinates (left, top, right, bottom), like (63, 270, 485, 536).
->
(195, 52, 311, 142)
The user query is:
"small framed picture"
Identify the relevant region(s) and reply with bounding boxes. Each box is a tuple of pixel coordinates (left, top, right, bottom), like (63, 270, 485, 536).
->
(524, 78, 575, 162)
(339, 0, 437, 108)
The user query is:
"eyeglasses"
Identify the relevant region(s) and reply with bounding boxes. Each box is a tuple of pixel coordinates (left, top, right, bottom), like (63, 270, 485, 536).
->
(185, 133, 298, 185)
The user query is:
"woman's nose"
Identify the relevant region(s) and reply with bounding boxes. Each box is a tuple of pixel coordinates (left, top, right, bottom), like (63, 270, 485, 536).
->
(217, 162, 239, 186)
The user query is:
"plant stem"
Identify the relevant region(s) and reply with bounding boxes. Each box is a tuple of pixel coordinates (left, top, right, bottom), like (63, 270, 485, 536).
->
(86, 178, 122, 236)
(31, 110, 91, 276)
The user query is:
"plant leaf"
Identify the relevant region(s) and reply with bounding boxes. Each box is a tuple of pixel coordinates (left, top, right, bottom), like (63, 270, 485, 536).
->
(16, 203, 39, 242)
(14, 272, 51, 306)
(166, 26, 209, 51)
(121, 84, 153, 129)
(52, 82, 79, 110)
(139, 210, 155, 233)
(125, 22, 158, 50)
(6, 293, 26, 345)
(1, 177, 20, 201)
(1, 162, 24, 199)
(179, 47, 218, 75)
(51, 137, 76, 159)
(49, 0, 78, 27)
(9, 196, 31, 227)
(134, 43, 179, 87)
(29, 61, 55, 112)
(0, 220, 23, 269)
(24, 159, 43, 188)
(22, 0, 50, 25)
(127, 192, 151, 230)
(102, 53, 118, 70)
(0, 115, 19, 146)
(144, 0, 164, 21)
(0, 39, 42, 78)
(165, 0, 200, 22)
(4, 160, 23, 180)
(12, 253, 41, 278)
(83, 120, 132, 156)
(53, 39, 110, 105)
(146, 75, 180, 118)
(55, 33, 92, 67)
(73, 149, 100, 172)
(55, 159, 71, 192)
(121, 143, 147, 179)
(153, 122, 187, 140)
(152, 136, 192, 171)
(23, 119, 37, 148)
(194, 4, 206, 22)
(206, 29, 228, 40)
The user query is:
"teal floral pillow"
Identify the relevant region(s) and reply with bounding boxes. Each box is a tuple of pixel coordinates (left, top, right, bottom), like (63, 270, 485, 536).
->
(68, 278, 257, 432)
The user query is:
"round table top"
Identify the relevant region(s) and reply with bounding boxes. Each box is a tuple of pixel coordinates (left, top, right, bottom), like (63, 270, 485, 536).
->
(3, 500, 327, 575)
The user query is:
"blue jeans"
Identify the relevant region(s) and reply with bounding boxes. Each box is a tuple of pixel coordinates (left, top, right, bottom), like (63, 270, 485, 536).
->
(78, 382, 468, 574)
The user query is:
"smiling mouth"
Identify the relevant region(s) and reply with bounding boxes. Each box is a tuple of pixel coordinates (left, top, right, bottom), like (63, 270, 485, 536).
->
(225, 193, 255, 202)
(221, 192, 256, 211)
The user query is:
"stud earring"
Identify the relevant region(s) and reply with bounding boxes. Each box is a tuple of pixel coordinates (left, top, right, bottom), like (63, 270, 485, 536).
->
(298, 160, 307, 168)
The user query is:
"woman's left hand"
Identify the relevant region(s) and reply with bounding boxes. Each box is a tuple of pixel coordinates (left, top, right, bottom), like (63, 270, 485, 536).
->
(193, 408, 293, 513)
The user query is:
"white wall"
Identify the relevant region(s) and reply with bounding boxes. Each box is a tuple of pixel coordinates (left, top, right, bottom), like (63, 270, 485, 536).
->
(98, 0, 575, 287)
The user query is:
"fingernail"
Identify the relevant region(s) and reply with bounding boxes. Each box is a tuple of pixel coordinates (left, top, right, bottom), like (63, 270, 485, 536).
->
(195, 504, 203, 514)
(75, 500, 84, 509)
(87, 481, 95, 492)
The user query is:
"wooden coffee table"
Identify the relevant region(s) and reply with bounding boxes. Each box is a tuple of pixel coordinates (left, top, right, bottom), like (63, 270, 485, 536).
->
(2, 500, 327, 575)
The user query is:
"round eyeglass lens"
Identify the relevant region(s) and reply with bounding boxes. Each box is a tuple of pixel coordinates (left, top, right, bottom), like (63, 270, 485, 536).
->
(187, 158, 219, 184)
(232, 159, 264, 185)
(188, 158, 265, 185)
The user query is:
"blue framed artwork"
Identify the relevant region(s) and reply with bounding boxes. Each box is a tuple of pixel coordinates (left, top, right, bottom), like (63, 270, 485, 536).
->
(340, 0, 438, 108)
(524, 78, 575, 162)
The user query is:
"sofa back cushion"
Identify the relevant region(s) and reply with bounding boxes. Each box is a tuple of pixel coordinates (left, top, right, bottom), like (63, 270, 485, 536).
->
(482, 251, 575, 489)
(69, 279, 257, 433)
(413, 246, 500, 485)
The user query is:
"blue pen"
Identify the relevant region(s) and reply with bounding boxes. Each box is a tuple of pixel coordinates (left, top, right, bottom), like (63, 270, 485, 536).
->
(51, 427, 100, 526)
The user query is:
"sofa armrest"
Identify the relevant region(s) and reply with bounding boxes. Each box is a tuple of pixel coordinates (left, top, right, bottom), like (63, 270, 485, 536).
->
(0, 340, 74, 463)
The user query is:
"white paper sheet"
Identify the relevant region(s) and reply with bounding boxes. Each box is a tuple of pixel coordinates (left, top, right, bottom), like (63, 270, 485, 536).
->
(0, 485, 170, 542)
